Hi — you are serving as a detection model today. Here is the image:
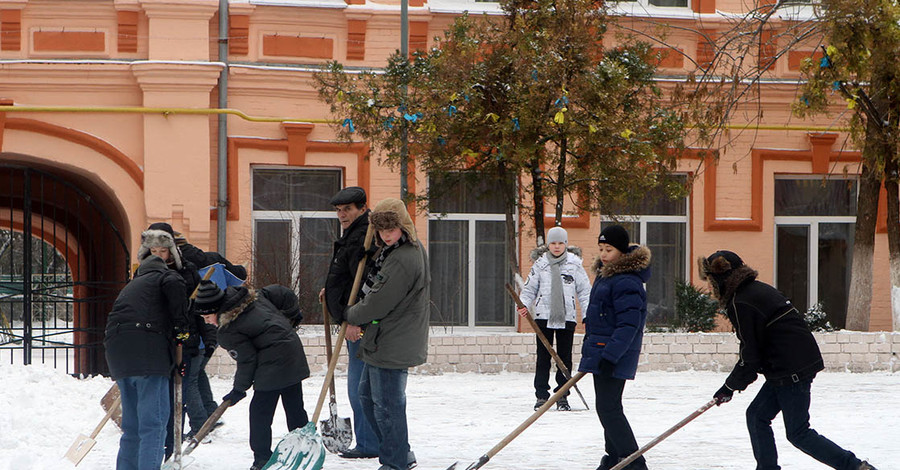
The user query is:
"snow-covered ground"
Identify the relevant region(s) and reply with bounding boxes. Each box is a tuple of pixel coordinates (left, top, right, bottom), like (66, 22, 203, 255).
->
(0, 363, 895, 470)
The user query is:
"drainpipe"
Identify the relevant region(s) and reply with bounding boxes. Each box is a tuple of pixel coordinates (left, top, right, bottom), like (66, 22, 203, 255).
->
(217, 0, 229, 253)
(399, 0, 409, 201)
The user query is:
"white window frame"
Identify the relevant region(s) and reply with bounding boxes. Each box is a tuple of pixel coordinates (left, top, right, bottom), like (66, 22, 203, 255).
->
(250, 166, 343, 288)
(609, 0, 694, 19)
(772, 175, 858, 311)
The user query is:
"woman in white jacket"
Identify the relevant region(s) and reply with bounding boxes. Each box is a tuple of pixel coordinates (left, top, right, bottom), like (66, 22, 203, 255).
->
(518, 226, 592, 411)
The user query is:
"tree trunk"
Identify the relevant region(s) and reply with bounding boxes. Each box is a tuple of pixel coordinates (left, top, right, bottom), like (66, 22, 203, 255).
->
(884, 156, 900, 331)
(846, 155, 879, 331)
(554, 135, 567, 225)
(498, 161, 521, 282)
(530, 156, 547, 245)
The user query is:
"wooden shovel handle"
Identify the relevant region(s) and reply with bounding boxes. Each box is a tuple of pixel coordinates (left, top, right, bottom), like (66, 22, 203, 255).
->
(90, 395, 121, 439)
(312, 223, 374, 423)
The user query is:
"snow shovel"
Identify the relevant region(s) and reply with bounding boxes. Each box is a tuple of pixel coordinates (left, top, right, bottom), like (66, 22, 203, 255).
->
(159, 399, 231, 470)
(262, 224, 374, 470)
(319, 300, 352, 453)
(446, 371, 587, 470)
(64, 394, 121, 465)
(99, 382, 122, 429)
(505, 283, 590, 410)
(609, 398, 717, 470)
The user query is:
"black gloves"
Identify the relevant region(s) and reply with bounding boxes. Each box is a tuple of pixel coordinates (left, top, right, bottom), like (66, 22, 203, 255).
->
(714, 384, 734, 405)
(177, 361, 188, 377)
(356, 245, 378, 262)
(174, 328, 190, 345)
(204, 346, 216, 358)
(599, 359, 616, 378)
(223, 389, 246, 406)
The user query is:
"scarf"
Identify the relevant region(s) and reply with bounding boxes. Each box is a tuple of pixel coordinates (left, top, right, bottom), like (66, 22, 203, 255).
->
(359, 233, 407, 301)
(546, 251, 567, 329)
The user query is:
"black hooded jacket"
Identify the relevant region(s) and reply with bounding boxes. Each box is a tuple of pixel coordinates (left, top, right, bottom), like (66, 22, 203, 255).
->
(717, 266, 825, 390)
(324, 210, 370, 323)
(215, 285, 309, 392)
(104, 255, 190, 379)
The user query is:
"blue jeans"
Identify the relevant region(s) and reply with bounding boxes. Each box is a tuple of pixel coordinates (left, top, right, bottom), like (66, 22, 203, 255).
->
(116, 375, 170, 470)
(359, 364, 409, 470)
(183, 353, 209, 431)
(347, 339, 379, 455)
(747, 378, 861, 470)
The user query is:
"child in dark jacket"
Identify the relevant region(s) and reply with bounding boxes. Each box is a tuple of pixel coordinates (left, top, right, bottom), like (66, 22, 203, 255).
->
(578, 225, 651, 470)
(194, 280, 310, 470)
(701, 250, 879, 470)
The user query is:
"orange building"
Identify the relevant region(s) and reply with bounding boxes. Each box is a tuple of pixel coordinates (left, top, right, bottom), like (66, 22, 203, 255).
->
(0, 0, 891, 375)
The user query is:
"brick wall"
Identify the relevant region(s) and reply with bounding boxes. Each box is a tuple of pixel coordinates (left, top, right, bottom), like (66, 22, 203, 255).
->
(205, 330, 900, 378)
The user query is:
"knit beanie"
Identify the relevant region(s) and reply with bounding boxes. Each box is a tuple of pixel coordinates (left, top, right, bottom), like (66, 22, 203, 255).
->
(193, 280, 225, 315)
(598, 225, 630, 254)
(546, 226, 568, 245)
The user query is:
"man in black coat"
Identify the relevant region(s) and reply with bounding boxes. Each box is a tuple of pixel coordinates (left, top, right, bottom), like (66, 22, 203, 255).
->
(105, 254, 190, 470)
(321, 186, 380, 459)
(700, 250, 878, 470)
(194, 280, 310, 470)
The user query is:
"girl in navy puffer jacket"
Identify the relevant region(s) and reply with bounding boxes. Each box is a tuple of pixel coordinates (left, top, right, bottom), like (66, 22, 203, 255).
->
(578, 225, 651, 470)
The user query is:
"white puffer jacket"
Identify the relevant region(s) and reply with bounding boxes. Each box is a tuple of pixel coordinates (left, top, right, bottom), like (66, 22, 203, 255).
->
(519, 245, 592, 324)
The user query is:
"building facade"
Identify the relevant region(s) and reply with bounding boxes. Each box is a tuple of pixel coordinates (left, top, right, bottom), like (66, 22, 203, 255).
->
(0, 0, 893, 375)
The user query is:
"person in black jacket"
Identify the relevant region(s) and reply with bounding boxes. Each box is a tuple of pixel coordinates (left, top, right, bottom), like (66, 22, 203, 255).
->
(105, 254, 190, 470)
(194, 280, 310, 470)
(321, 186, 380, 459)
(700, 250, 878, 470)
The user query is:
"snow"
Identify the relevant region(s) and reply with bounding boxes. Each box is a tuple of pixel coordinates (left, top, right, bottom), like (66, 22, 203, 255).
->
(0, 363, 895, 470)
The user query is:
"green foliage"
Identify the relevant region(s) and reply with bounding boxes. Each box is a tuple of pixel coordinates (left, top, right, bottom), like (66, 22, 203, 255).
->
(314, 0, 693, 232)
(673, 280, 719, 332)
(804, 302, 834, 332)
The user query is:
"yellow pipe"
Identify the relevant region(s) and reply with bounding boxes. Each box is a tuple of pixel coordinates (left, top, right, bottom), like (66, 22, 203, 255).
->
(0, 105, 850, 132)
(0, 105, 338, 124)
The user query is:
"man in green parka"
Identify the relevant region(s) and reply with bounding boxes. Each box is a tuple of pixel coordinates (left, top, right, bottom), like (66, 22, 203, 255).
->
(346, 198, 429, 470)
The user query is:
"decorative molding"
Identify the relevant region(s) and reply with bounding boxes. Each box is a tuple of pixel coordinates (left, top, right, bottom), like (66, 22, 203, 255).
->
(346, 19, 366, 61)
(409, 21, 428, 55)
(33, 30, 106, 52)
(1, 9, 22, 51)
(130, 62, 223, 93)
(691, 0, 715, 14)
(262, 34, 333, 59)
(2, 117, 143, 189)
(229, 14, 250, 55)
(758, 29, 776, 71)
(117, 10, 139, 53)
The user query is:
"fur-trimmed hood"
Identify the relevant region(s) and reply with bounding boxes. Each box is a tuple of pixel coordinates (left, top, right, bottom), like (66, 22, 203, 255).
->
(136, 229, 183, 270)
(216, 287, 258, 328)
(697, 258, 758, 306)
(529, 244, 583, 261)
(370, 198, 418, 245)
(592, 245, 652, 280)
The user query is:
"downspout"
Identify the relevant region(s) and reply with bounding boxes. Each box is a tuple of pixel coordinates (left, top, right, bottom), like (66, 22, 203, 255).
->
(216, 0, 229, 253)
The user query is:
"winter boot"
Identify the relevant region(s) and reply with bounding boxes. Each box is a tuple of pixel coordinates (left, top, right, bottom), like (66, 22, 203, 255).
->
(556, 397, 571, 411)
(859, 462, 878, 470)
(596, 455, 615, 470)
(534, 398, 548, 410)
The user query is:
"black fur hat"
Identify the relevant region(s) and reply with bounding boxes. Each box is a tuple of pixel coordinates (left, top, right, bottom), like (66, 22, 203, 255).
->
(698, 250, 745, 280)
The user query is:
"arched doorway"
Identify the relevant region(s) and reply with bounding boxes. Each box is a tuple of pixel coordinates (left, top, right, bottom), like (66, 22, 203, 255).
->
(0, 163, 130, 376)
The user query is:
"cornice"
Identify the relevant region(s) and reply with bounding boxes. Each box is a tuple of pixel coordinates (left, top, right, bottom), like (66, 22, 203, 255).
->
(130, 61, 222, 93)
(138, 0, 219, 20)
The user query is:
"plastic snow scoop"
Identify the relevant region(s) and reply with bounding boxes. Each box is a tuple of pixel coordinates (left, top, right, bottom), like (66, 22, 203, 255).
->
(319, 300, 352, 453)
(262, 224, 373, 470)
(446, 371, 587, 470)
(64, 394, 121, 465)
(506, 283, 590, 410)
(609, 398, 718, 470)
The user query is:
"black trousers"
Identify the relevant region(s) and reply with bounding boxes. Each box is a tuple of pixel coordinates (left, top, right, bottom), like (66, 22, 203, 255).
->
(533, 319, 575, 400)
(593, 374, 645, 467)
(249, 382, 309, 466)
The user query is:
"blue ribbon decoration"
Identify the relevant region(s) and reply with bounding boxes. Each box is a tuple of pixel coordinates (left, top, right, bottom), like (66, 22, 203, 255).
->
(554, 96, 569, 108)
(832, 81, 841, 91)
(404, 112, 422, 123)
(342, 118, 355, 133)
(819, 56, 830, 68)
(512, 117, 520, 131)
(448, 105, 457, 117)
(383, 116, 395, 130)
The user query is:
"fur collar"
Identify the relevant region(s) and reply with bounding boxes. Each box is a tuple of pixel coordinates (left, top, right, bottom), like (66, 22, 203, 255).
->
(713, 265, 758, 306)
(591, 245, 651, 278)
(529, 245, 583, 261)
(218, 288, 258, 328)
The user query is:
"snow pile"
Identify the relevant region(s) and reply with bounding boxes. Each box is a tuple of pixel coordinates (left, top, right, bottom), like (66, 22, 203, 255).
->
(0, 363, 895, 469)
